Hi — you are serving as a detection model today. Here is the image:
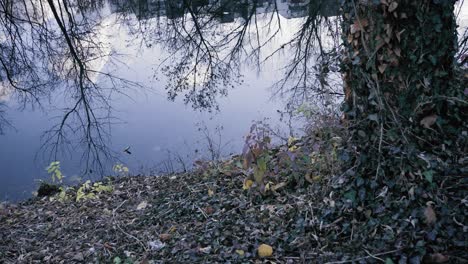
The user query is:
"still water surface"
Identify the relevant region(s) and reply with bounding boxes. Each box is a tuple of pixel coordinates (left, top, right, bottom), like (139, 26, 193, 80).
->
(0, 1, 307, 201)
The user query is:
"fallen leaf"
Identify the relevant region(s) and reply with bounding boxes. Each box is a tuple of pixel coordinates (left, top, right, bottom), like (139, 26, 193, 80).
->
(258, 244, 273, 257)
(424, 205, 437, 225)
(378, 64, 388, 74)
(136, 201, 148, 210)
(243, 179, 254, 190)
(207, 189, 214, 197)
(159, 233, 171, 242)
(425, 253, 449, 263)
(204, 206, 215, 215)
(394, 47, 401, 57)
(198, 246, 212, 254)
(265, 182, 271, 191)
(388, 2, 398, 12)
(148, 240, 165, 251)
(420, 114, 438, 129)
(305, 172, 321, 184)
(352, 18, 369, 33)
(272, 182, 288, 191)
(235, 249, 245, 256)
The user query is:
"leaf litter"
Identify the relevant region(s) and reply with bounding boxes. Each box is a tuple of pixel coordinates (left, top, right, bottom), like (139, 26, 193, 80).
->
(0, 135, 466, 263)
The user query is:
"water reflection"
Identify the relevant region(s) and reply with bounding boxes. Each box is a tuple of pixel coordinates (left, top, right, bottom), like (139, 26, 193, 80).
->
(108, 0, 340, 21)
(2, 0, 334, 201)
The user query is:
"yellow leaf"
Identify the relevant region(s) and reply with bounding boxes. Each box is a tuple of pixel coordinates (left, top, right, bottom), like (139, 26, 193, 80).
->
(258, 244, 273, 257)
(208, 189, 214, 197)
(235, 249, 245, 256)
(305, 173, 320, 184)
(243, 179, 254, 190)
(288, 145, 298, 152)
(272, 182, 288, 191)
(287, 137, 299, 146)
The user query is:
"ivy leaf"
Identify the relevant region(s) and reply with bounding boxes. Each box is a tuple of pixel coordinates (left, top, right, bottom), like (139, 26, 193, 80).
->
(344, 190, 357, 203)
(423, 170, 434, 183)
(113, 257, 122, 264)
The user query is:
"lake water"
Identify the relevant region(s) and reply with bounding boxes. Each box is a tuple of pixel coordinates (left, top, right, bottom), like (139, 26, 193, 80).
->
(0, 0, 314, 201)
(0, 0, 466, 202)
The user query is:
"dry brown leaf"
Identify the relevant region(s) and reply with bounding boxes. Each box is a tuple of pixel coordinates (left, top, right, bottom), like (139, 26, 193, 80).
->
(352, 18, 369, 33)
(388, 2, 398, 12)
(420, 114, 438, 129)
(424, 205, 437, 225)
(378, 64, 388, 74)
(305, 172, 314, 184)
(159, 233, 172, 242)
(396, 29, 405, 42)
(204, 206, 215, 215)
(394, 48, 401, 57)
(425, 253, 449, 263)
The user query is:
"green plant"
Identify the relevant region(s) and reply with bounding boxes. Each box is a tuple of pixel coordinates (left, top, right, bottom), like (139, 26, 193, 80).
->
(113, 163, 129, 176)
(76, 180, 113, 202)
(46, 161, 64, 183)
(242, 122, 273, 192)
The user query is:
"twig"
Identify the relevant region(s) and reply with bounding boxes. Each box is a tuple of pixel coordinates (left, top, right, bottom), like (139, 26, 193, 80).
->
(197, 206, 208, 219)
(112, 200, 148, 251)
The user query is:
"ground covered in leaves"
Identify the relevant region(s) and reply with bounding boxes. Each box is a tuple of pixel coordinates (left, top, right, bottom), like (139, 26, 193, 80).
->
(0, 131, 466, 263)
(0, 172, 341, 263)
(0, 169, 465, 263)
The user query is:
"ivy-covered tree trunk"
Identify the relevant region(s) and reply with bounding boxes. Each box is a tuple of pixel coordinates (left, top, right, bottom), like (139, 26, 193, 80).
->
(340, 0, 466, 259)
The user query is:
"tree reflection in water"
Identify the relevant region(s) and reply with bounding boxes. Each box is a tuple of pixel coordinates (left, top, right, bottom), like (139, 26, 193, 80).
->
(0, 0, 341, 173)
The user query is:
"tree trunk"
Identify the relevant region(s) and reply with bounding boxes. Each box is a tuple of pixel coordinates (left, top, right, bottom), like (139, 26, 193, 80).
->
(339, 0, 466, 258)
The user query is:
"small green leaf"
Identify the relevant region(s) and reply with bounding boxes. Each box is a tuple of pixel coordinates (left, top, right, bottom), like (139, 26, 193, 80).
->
(423, 170, 434, 183)
(344, 190, 357, 203)
(385, 258, 394, 264)
(113, 257, 122, 264)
